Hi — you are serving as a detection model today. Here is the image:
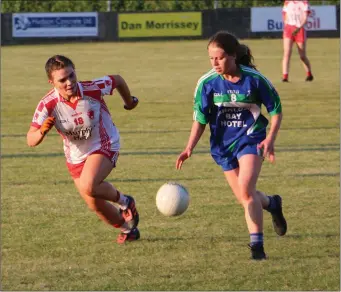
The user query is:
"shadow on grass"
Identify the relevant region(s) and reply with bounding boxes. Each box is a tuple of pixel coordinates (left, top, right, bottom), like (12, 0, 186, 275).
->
(295, 173, 339, 177)
(2, 145, 340, 159)
(138, 232, 340, 243)
(2, 127, 339, 138)
(283, 233, 339, 239)
(5, 173, 338, 186)
(140, 235, 246, 243)
(1, 130, 190, 138)
(49, 177, 209, 184)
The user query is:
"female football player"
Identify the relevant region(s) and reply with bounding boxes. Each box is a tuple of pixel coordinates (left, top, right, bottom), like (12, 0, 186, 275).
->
(27, 55, 140, 244)
(176, 31, 287, 260)
(282, 0, 314, 82)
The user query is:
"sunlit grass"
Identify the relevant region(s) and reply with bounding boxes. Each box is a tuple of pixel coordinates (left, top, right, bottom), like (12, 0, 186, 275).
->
(1, 38, 339, 290)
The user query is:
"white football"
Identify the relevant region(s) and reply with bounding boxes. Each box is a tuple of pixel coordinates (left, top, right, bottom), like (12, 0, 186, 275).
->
(156, 182, 190, 216)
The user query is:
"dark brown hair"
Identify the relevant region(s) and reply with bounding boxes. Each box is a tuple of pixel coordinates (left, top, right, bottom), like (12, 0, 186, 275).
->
(45, 55, 75, 79)
(207, 31, 257, 70)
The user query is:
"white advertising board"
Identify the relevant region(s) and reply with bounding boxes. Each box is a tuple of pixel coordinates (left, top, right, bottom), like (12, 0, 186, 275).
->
(13, 12, 98, 37)
(251, 6, 337, 32)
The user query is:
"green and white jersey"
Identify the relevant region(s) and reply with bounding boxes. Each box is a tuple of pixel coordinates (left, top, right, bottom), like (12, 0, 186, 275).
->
(193, 65, 282, 158)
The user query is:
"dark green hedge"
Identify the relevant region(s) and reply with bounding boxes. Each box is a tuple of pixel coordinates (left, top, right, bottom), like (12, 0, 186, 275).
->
(1, 0, 339, 13)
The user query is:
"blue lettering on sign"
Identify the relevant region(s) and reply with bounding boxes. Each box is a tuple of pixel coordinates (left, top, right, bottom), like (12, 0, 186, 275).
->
(14, 16, 96, 30)
(267, 19, 283, 30)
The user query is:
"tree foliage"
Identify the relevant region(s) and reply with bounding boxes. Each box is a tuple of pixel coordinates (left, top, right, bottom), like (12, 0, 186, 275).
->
(1, 0, 339, 13)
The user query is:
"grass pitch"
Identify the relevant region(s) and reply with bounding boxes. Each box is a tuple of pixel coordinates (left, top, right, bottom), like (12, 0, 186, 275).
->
(1, 38, 339, 290)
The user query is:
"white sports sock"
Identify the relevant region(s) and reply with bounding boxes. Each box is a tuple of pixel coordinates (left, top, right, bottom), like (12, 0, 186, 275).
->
(120, 222, 131, 233)
(117, 193, 129, 210)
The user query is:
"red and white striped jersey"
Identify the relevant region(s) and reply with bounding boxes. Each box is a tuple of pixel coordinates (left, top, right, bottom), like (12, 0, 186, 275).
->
(283, 0, 311, 27)
(31, 75, 120, 164)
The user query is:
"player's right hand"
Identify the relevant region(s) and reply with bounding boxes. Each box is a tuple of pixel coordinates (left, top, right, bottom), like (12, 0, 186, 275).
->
(40, 116, 56, 135)
(176, 149, 192, 170)
(124, 96, 139, 110)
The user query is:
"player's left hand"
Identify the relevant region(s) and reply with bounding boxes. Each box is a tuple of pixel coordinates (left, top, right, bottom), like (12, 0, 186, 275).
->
(292, 27, 300, 36)
(124, 96, 139, 110)
(257, 138, 275, 163)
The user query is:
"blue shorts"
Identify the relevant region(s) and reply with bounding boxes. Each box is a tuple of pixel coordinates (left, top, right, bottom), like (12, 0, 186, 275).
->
(213, 144, 263, 171)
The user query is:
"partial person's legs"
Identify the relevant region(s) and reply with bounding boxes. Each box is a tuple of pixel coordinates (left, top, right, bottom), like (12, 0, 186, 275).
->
(74, 153, 139, 243)
(257, 190, 287, 236)
(255, 190, 270, 208)
(224, 154, 266, 259)
(74, 177, 124, 227)
(229, 155, 263, 233)
(282, 37, 294, 81)
(226, 167, 287, 238)
(77, 154, 120, 202)
(296, 41, 313, 81)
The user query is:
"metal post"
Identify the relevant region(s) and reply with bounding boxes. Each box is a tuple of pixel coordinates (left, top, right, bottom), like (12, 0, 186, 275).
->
(107, 0, 111, 12)
(214, 0, 219, 9)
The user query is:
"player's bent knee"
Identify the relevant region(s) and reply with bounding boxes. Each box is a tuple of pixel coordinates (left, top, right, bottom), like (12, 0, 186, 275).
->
(238, 190, 257, 205)
(84, 197, 106, 212)
(240, 194, 253, 204)
(78, 179, 97, 197)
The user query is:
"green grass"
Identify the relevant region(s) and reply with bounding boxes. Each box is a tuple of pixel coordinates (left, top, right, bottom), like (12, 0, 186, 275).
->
(1, 38, 339, 291)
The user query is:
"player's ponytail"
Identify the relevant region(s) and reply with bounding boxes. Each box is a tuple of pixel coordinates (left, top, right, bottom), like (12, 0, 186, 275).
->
(236, 44, 257, 70)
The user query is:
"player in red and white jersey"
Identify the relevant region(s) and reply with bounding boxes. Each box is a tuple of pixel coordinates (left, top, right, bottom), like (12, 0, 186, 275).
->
(27, 55, 140, 244)
(31, 78, 121, 165)
(282, 0, 314, 82)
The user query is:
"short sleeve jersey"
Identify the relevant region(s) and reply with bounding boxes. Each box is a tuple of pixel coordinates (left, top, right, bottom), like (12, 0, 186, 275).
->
(193, 65, 282, 159)
(31, 75, 120, 164)
(283, 0, 311, 27)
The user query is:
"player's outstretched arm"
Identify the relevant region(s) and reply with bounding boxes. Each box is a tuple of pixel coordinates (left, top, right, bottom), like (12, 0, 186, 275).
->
(176, 121, 206, 169)
(113, 74, 139, 110)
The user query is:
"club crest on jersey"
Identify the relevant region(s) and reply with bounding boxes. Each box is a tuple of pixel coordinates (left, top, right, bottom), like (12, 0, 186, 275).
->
(87, 110, 95, 119)
(227, 90, 239, 94)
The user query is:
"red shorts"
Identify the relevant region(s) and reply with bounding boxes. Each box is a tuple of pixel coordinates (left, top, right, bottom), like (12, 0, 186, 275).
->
(66, 150, 119, 179)
(283, 24, 306, 43)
